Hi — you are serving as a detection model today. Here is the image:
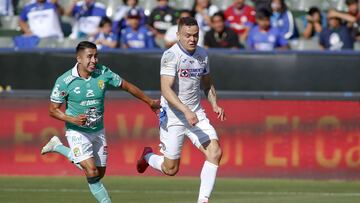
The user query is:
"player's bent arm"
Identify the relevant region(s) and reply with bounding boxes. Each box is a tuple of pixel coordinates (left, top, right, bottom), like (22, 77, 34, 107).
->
(201, 74, 226, 121)
(201, 74, 218, 108)
(49, 102, 86, 126)
(161, 75, 191, 114)
(120, 79, 159, 109)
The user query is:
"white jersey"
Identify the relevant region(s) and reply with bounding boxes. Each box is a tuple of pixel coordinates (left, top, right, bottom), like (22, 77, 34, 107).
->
(160, 43, 210, 126)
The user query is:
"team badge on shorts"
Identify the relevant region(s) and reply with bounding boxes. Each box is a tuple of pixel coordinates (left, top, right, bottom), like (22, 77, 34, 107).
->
(159, 142, 166, 151)
(103, 146, 108, 155)
(73, 147, 81, 157)
(98, 80, 105, 90)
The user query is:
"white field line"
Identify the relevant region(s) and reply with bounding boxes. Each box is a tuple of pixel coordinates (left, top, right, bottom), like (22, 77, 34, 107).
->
(0, 188, 360, 197)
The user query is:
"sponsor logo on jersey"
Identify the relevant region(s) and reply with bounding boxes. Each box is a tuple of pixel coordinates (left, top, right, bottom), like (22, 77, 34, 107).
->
(179, 69, 189, 77)
(63, 75, 76, 85)
(86, 89, 95, 97)
(112, 74, 121, 83)
(195, 55, 207, 66)
(179, 68, 206, 78)
(80, 99, 100, 106)
(51, 84, 61, 98)
(60, 91, 67, 97)
(74, 87, 81, 94)
(98, 80, 105, 90)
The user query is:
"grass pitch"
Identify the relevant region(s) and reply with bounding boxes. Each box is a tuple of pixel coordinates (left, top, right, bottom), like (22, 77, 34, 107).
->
(0, 176, 359, 203)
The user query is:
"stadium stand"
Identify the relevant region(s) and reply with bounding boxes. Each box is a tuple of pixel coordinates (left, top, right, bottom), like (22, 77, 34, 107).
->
(0, 36, 14, 48)
(0, 0, 357, 50)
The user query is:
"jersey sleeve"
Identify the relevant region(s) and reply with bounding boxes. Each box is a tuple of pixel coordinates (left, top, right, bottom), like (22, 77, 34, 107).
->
(103, 65, 123, 87)
(19, 6, 29, 21)
(160, 50, 177, 76)
(50, 78, 67, 103)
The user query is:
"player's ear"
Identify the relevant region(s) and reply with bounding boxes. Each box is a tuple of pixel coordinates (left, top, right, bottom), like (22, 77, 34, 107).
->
(76, 53, 81, 64)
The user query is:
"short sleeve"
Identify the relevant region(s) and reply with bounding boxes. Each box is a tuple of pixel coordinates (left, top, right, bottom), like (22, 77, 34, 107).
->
(160, 50, 177, 76)
(72, 4, 80, 17)
(20, 6, 28, 21)
(104, 67, 122, 87)
(50, 79, 67, 103)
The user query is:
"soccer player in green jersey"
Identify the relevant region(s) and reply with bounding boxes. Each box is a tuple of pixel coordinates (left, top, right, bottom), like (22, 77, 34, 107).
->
(41, 41, 160, 203)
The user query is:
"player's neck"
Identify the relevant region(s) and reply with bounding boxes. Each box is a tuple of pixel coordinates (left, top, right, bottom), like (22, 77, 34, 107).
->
(77, 65, 91, 79)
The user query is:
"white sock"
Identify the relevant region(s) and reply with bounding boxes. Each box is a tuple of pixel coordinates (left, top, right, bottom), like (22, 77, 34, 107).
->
(198, 161, 218, 202)
(145, 153, 164, 172)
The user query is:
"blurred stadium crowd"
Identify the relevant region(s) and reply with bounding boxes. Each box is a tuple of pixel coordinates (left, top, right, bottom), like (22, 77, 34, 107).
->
(0, 0, 360, 51)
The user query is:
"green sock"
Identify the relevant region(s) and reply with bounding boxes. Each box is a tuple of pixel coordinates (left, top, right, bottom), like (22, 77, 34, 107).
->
(88, 177, 111, 203)
(53, 145, 71, 159)
(54, 145, 82, 170)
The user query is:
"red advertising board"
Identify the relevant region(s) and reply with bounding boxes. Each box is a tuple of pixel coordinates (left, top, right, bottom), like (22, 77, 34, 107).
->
(0, 98, 360, 179)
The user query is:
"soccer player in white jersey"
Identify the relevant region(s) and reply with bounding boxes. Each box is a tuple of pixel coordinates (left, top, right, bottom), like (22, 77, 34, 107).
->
(137, 17, 225, 203)
(41, 41, 160, 203)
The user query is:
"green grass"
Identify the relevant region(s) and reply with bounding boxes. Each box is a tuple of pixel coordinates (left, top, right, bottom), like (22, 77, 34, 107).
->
(0, 176, 359, 203)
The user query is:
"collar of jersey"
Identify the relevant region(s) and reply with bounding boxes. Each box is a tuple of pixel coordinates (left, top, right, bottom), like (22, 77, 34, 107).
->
(177, 42, 196, 57)
(71, 63, 92, 81)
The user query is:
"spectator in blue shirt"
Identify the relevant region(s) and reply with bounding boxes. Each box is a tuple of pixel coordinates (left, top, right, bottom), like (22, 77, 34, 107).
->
(268, 0, 299, 40)
(19, 0, 63, 38)
(90, 16, 118, 50)
(246, 8, 288, 51)
(112, 0, 146, 33)
(303, 7, 327, 39)
(319, 16, 354, 50)
(66, 0, 106, 39)
(121, 9, 156, 49)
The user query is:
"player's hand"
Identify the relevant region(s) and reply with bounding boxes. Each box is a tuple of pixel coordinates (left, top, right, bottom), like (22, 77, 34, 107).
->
(184, 109, 198, 127)
(71, 114, 87, 126)
(213, 105, 226, 121)
(149, 99, 161, 114)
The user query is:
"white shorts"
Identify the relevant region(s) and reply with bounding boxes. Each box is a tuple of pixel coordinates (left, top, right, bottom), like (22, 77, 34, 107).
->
(65, 129, 108, 167)
(159, 117, 218, 160)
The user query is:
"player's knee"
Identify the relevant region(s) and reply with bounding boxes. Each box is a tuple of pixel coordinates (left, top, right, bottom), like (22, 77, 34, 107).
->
(164, 167, 179, 176)
(207, 147, 222, 163)
(84, 166, 99, 178)
(163, 164, 179, 176)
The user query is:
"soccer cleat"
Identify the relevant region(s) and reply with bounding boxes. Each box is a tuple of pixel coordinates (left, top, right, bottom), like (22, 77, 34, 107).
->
(41, 136, 62, 155)
(136, 147, 153, 173)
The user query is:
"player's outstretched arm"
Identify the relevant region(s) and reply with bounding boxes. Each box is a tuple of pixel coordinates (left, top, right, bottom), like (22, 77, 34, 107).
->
(201, 74, 226, 121)
(49, 102, 87, 126)
(120, 79, 160, 113)
(161, 75, 199, 126)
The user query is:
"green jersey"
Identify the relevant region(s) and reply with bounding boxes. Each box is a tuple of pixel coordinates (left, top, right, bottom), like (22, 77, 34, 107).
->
(50, 63, 122, 133)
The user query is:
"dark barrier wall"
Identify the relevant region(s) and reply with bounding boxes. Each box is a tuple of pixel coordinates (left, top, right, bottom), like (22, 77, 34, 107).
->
(1, 96, 360, 178)
(1, 50, 360, 91)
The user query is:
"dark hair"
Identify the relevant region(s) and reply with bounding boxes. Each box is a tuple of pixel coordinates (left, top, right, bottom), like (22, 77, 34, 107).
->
(178, 16, 198, 31)
(256, 8, 272, 19)
(179, 9, 192, 17)
(346, 0, 358, 5)
(191, 0, 211, 16)
(123, 0, 138, 5)
(99, 16, 112, 27)
(308, 6, 320, 15)
(76, 41, 97, 53)
(211, 11, 225, 22)
(269, 0, 288, 13)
